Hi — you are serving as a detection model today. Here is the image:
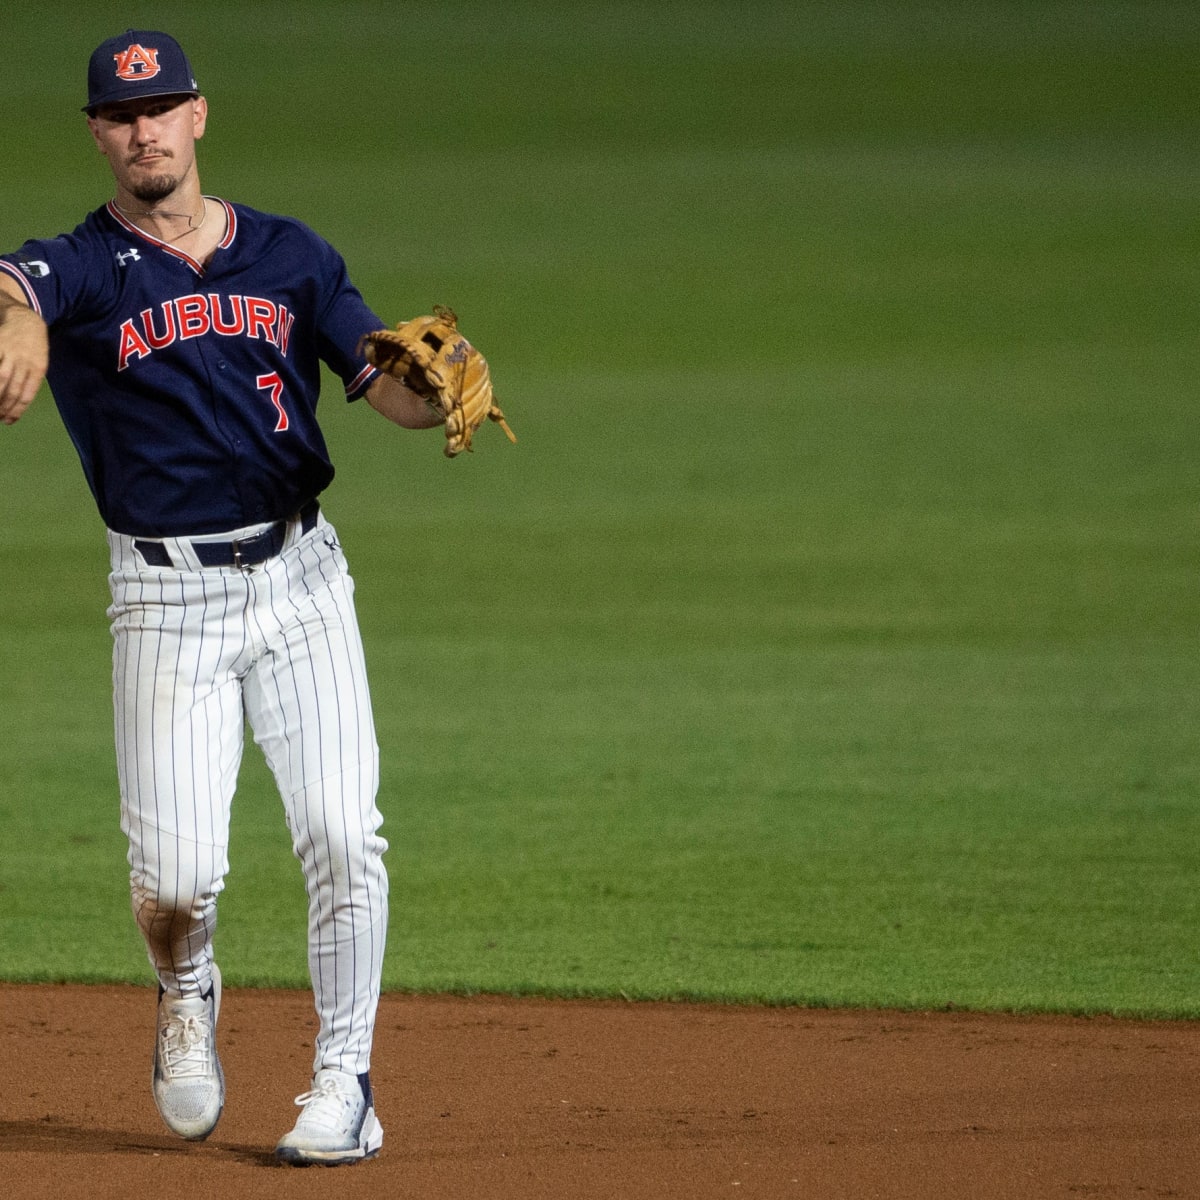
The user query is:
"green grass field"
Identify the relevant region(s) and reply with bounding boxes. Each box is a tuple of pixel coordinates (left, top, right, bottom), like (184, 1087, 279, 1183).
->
(1, 2, 1197, 1017)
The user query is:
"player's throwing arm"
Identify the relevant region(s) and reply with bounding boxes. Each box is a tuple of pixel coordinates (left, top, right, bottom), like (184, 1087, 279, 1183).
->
(0, 284, 49, 424)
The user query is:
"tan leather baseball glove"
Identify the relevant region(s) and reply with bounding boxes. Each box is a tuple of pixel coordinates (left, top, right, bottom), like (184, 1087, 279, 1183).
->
(361, 306, 516, 457)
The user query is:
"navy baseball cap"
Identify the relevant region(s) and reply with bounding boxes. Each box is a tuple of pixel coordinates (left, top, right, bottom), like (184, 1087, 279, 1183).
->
(83, 30, 200, 114)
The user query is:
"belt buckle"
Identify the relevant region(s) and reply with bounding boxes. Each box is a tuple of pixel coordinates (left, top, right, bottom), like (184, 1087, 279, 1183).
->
(229, 531, 264, 568)
(228, 523, 278, 568)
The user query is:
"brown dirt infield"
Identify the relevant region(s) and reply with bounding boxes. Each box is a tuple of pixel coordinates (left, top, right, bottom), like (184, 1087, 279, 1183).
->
(2, 983, 1198, 1198)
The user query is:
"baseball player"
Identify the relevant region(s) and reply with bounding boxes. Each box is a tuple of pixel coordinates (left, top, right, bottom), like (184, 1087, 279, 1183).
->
(0, 30, 447, 1165)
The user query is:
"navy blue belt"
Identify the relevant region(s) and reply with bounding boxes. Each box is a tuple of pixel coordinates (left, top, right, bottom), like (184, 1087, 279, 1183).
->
(135, 500, 320, 569)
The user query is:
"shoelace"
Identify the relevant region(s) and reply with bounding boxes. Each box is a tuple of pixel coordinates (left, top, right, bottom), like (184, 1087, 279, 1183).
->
(293, 1075, 353, 1109)
(160, 1014, 213, 1078)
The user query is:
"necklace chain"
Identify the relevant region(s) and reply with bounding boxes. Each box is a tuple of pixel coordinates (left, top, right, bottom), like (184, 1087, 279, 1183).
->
(113, 197, 209, 242)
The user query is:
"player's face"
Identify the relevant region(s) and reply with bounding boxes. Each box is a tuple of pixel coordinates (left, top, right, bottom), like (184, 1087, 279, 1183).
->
(87, 94, 208, 205)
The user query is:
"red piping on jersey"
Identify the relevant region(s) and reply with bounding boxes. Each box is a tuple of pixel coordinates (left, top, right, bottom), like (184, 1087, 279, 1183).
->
(346, 362, 378, 397)
(106, 198, 237, 275)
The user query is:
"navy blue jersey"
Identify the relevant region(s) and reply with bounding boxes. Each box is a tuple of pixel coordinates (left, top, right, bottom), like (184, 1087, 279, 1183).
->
(0, 200, 383, 536)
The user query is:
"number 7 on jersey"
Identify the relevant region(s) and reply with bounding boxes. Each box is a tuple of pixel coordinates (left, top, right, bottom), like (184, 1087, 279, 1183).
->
(257, 372, 290, 432)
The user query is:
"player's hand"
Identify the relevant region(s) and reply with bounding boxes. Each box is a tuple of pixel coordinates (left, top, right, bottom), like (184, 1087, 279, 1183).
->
(0, 294, 49, 425)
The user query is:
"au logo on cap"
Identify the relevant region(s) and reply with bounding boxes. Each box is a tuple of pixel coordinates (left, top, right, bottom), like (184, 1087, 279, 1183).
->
(113, 44, 162, 82)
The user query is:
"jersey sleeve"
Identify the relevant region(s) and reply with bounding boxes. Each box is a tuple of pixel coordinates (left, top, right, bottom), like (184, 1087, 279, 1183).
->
(309, 237, 387, 402)
(0, 230, 111, 326)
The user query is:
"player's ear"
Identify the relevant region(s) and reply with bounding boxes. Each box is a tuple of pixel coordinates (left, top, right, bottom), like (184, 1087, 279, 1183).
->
(192, 96, 208, 140)
(85, 115, 108, 155)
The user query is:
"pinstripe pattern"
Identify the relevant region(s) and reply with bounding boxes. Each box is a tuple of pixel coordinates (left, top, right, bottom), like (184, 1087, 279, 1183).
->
(107, 512, 387, 1076)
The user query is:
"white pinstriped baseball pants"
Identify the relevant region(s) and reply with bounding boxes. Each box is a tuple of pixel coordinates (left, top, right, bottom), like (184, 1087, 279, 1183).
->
(106, 511, 388, 1077)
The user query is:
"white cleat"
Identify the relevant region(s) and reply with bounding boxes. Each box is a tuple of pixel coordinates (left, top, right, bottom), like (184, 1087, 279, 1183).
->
(275, 1068, 383, 1166)
(151, 965, 224, 1140)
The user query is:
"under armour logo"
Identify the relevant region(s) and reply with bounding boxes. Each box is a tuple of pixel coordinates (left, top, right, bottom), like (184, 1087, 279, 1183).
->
(17, 259, 50, 279)
(116, 248, 141, 267)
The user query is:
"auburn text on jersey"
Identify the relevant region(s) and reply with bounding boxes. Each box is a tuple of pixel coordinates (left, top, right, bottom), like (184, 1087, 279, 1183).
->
(118, 293, 295, 371)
